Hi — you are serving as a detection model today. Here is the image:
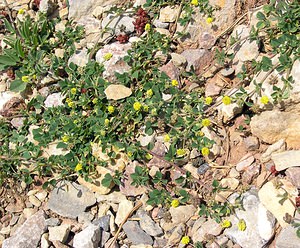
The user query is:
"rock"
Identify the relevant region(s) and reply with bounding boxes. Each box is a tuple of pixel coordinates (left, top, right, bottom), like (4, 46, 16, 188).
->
(41, 233, 50, 248)
(205, 81, 222, 97)
(48, 224, 70, 243)
(215, 178, 240, 202)
(28, 195, 41, 207)
(115, 199, 134, 226)
(181, 49, 212, 75)
(159, 6, 179, 22)
(153, 19, 169, 29)
(44, 93, 64, 108)
(271, 150, 300, 171)
(197, 163, 210, 175)
(47, 181, 96, 219)
(96, 191, 127, 204)
(39, 0, 56, 15)
(137, 128, 156, 147)
(221, 68, 235, 77)
(45, 218, 61, 227)
(42, 141, 70, 159)
(78, 212, 94, 225)
(101, 13, 135, 35)
(68, 49, 89, 67)
(224, 190, 276, 248)
(258, 179, 298, 227)
(137, 210, 163, 237)
(236, 155, 255, 172)
(148, 141, 169, 169)
(68, 0, 119, 20)
(97, 204, 110, 218)
(77, 16, 101, 36)
(11, 117, 25, 129)
(35, 191, 48, 202)
(192, 218, 223, 242)
(217, 101, 243, 123)
(169, 205, 196, 225)
(285, 167, 300, 189)
(261, 139, 286, 163)
(184, 163, 200, 179)
(275, 215, 300, 248)
(123, 221, 153, 245)
(167, 223, 185, 245)
(234, 38, 259, 62)
(159, 61, 180, 82)
(170, 53, 187, 68)
(92, 215, 110, 232)
(198, 32, 216, 49)
(250, 108, 300, 149)
(59, 7, 68, 19)
(0, 92, 23, 117)
(243, 136, 259, 151)
(2, 211, 47, 248)
(23, 208, 37, 219)
(73, 223, 101, 248)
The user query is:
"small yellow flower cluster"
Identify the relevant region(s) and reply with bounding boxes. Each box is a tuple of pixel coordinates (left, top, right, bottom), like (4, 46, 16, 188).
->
(164, 134, 170, 142)
(145, 153, 152, 160)
(18, 9, 25, 15)
(222, 96, 231, 105)
(191, 0, 198, 6)
(62, 135, 69, 143)
(176, 149, 186, 157)
(103, 53, 113, 61)
(201, 147, 210, 156)
(70, 88, 77, 95)
(92, 98, 98, 104)
(21, 76, 29, 82)
(206, 17, 214, 24)
(181, 236, 190, 245)
(107, 105, 115, 114)
(238, 219, 247, 231)
(260, 95, 269, 105)
(144, 23, 151, 31)
(104, 119, 110, 126)
(171, 199, 180, 208)
(75, 163, 83, 172)
(133, 102, 142, 111)
(205, 96, 213, 105)
(171, 79, 179, 86)
(221, 219, 232, 228)
(196, 131, 204, 137)
(66, 98, 75, 108)
(146, 89, 153, 97)
(202, 118, 211, 127)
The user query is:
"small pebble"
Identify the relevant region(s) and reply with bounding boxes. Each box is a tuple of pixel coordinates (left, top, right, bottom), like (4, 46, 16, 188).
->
(197, 163, 210, 175)
(220, 68, 235, 77)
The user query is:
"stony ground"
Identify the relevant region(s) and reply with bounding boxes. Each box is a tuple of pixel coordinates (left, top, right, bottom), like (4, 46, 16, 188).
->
(0, 0, 300, 248)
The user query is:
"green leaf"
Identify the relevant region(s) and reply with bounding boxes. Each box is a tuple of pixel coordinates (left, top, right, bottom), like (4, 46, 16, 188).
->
(56, 142, 68, 149)
(15, 39, 25, 58)
(101, 173, 113, 188)
(10, 79, 27, 92)
(0, 55, 18, 67)
(4, 19, 15, 33)
(256, 12, 266, 20)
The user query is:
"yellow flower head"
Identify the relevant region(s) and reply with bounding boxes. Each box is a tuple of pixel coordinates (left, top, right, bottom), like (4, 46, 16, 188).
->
(164, 134, 170, 142)
(171, 79, 179, 86)
(144, 23, 151, 31)
(18, 9, 25, 15)
(176, 149, 186, 157)
(127, 151, 133, 157)
(104, 118, 110, 126)
(143, 105, 149, 112)
(196, 131, 204, 137)
(171, 199, 180, 208)
(107, 105, 115, 114)
(238, 219, 247, 231)
(206, 17, 214, 24)
(202, 118, 211, 127)
(68, 101, 75, 108)
(201, 147, 210, 156)
(146, 89, 153, 97)
(133, 102, 142, 111)
(21, 76, 29, 82)
(70, 88, 77, 95)
(221, 219, 232, 228)
(92, 98, 98, 104)
(62, 135, 69, 142)
(222, 96, 231, 105)
(145, 153, 152, 160)
(103, 53, 113, 61)
(181, 236, 190, 245)
(205, 96, 213, 105)
(191, 0, 198, 6)
(75, 163, 83, 171)
(260, 96, 269, 105)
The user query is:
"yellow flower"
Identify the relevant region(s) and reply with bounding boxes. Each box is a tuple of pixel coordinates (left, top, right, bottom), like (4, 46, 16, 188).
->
(181, 236, 190, 245)
(146, 89, 153, 97)
(18, 9, 25, 15)
(104, 119, 110, 126)
(205, 96, 213, 105)
(75, 163, 83, 171)
(222, 96, 231, 105)
(107, 105, 114, 114)
(62, 135, 69, 142)
(171, 199, 180, 208)
(70, 88, 77, 95)
(67, 101, 75, 108)
(206, 17, 214, 24)
(202, 118, 211, 127)
(260, 96, 269, 105)
(201, 147, 210, 156)
(221, 219, 232, 228)
(145, 153, 152, 160)
(92, 98, 98, 104)
(191, 0, 198, 6)
(144, 23, 151, 31)
(21, 76, 29, 82)
(103, 53, 113, 61)
(133, 102, 142, 111)
(176, 149, 186, 157)
(196, 131, 204, 137)
(143, 105, 149, 112)
(127, 151, 133, 157)
(171, 79, 179, 86)
(238, 219, 247, 231)
(164, 134, 170, 142)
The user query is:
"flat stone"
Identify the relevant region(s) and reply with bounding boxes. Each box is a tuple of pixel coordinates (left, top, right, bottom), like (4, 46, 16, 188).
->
(167, 223, 185, 245)
(73, 223, 101, 248)
(45, 218, 61, 227)
(258, 179, 298, 227)
(41, 233, 50, 248)
(205, 81, 222, 97)
(217, 101, 243, 123)
(181, 49, 212, 75)
(123, 221, 153, 245)
(271, 150, 300, 171)
(44, 93, 64, 108)
(2, 211, 47, 248)
(96, 191, 127, 204)
(193, 218, 223, 242)
(101, 13, 135, 35)
(221, 68, 235, 77)
(47, 181, 96, 219)
(48, 224, 70, 243)
(68, 49, 89, 67)
(137, 210, 163, 237)
(224, 190, 276, 248)
(276, 214, 300, 248)
(153, 19, 169, 29)
(28, 195, 41, 207)
(285, 167, 300, 189)
(92, 215, 110, 232)
(159, 61, 180, 81)
(77, 16, 101, 36)
(236, 155, 255, 172)
(261, 139, 286, 163)
(243, 136, 259, 151)
(169, 205, 196, 225)
(159, 6, 179, 22)
(11, 117, 25, 129)
(115, 199, 134, 226)
(235, 39, 259, 62)
(215, 178, 240, 202)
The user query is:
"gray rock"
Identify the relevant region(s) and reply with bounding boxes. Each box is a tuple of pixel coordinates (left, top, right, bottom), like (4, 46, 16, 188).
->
(68, 49, 89, 67)
(181, 49, 212, 74)
(47, 181, 96, 219)
(192, 218, 223, 242)
(153, 19, 169, 29)
(68, 0, 119, 20)
(221, 68, 235, 77)
(197, 163, 210, 175)
(45, 218, 61, 227)
(2, 211, 47, 248)
(169, 205, 196, 225)
(271, 150, 300, 171)
(44, 93, 64, 108)
(39, 0, 56, 15)
(73, 223, 101, 248)
(100, 231, 111, 247)
(137, 210, 163, 237)
(285, 167, 300, 189)
(224, 189, 276, 248)
(243, 136, 259, 151)
(123, 221, 153, 245)
(170, 53, 187, 68)
(92, 215, 110, 232)
(77, 16, 101, 36)
(261, 139, 286, 163)
(205, 81, 222, 97)
(11, 117, 25, 129)
(167, 223, 185, 245)
(101, 14, 135, 35)
(48, 224, 70, 243)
